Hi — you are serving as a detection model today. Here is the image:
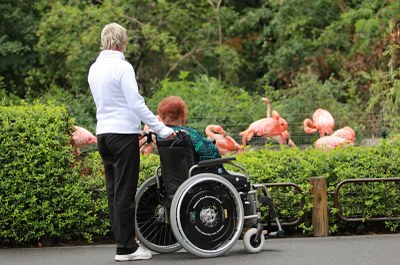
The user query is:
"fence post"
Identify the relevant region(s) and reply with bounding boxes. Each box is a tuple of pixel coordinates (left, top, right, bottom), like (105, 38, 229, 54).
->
(310, 177, 329, 237)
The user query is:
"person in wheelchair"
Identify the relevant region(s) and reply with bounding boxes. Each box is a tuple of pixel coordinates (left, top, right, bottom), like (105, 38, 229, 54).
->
(134, 96, 284, 258)
(156, 95, 221, 161)
(156, 95, 253, 193)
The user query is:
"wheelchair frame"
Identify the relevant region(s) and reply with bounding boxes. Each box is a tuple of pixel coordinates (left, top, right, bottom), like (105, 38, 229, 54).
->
(135, 131, 283, 258)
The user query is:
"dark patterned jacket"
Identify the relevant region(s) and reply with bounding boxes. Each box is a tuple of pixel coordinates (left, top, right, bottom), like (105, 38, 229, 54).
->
(165, 125, 221, 161)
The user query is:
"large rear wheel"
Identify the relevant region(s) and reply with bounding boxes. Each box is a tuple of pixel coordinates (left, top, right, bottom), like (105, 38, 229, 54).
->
(135, 176, 181, 253)
(170, 173, 244, 258)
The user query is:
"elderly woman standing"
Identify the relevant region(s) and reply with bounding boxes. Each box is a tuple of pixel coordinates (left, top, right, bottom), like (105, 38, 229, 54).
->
(88, 22, 174, 262)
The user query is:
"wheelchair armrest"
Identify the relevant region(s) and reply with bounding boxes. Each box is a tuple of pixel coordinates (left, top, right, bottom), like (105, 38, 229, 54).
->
(189, 156, 249, 179)
(197, 157, 236, 167)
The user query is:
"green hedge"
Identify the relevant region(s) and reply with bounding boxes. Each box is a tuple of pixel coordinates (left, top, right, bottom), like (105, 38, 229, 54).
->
(1, 104, 399, 245)
(83, 137, 400, 237)
(135, 138, 400, 235)
(233, 139, 400, 234)
(0, 104, 109, 245)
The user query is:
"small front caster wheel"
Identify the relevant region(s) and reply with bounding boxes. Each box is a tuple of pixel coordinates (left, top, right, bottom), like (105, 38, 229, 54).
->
(243, 228, 265, 253)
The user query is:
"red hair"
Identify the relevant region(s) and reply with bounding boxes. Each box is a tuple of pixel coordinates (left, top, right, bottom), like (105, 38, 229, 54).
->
(157, 96, 188, 125)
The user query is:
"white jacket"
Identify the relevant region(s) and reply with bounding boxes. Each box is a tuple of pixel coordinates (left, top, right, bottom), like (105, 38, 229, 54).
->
(88, 50, 173, 138)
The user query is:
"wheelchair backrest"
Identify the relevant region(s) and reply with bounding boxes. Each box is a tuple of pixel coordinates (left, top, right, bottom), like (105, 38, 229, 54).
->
(156, 131, 197, 204)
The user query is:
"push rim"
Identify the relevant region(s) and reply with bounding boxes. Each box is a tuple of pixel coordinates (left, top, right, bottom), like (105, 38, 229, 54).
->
(171, 173, 243, 257)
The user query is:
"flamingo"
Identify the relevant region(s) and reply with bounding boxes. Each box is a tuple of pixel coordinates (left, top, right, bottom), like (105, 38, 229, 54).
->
(314, 126, 356, 150)
(139, 115, 162, 155)
(331, 126, 356, 143)
(315, 135, 351, 150)
(239, 98, 288, 146)
(72, 126, 97, 155)
(271, 130, 297, 147)
(205, 125, 243, 155)
(303, 108, 335, 138)
(262, 97, 296, 147)
(72, 126, 97, 148)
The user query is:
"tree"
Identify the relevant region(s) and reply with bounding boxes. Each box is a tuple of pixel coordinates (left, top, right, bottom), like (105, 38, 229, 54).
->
(28, 1, 125, 96)
(228, 0, 400, 92)
(2, 0, 399, 132)
(28, 0, 242, 97)
(0, 0, 39, 97)
(120, 0, 242, 95)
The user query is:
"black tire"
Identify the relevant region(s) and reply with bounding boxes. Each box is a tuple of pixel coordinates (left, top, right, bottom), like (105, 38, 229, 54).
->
(170, 173, 244, 257)
(135, 176, 181, 253)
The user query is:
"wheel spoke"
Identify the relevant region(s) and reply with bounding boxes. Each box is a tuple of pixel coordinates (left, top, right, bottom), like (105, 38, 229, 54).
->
(135, 176, 180, 253)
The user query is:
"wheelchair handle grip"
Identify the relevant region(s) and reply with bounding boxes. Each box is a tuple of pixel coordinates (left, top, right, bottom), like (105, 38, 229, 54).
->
(139, 131, 156, 148)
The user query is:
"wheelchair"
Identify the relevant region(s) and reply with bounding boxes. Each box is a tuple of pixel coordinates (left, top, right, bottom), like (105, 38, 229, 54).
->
(135, 131, 284, 258)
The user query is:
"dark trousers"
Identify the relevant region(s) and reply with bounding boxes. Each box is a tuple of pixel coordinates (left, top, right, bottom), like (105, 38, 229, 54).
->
(97, 133, 140, 255)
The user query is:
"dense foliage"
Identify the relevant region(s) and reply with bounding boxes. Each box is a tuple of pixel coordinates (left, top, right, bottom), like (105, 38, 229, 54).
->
(0, 105, 109, 245)
(1, 0, 400, 245)
(1, 0, 399, 133)
(232, 136, 400, 234)
(82, 135, 400, 238)
(146, 75, 266, 134)
(0, 103, 399, 245)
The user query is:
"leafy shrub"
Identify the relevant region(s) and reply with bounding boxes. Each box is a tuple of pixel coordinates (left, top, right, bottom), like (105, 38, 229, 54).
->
(0, 88, 24, 106)
(32, 85, 97, 133)
(2, 102, 399, 246)
(0, 104, 108, 245)
(233, 138, 400, 235)
(81, 151, 162, 191)
(134, 136, 400, 235)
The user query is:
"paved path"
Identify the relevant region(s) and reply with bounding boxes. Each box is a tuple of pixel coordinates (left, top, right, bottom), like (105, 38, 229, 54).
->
(1, 234, 399, 265)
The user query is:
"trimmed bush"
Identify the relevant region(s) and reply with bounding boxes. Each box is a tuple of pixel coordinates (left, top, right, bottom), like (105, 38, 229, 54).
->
(134, 137, 400, 235)
(1, 103, 399, 245)
(0, 104, 109, 245)
(232, 139, 400, 234)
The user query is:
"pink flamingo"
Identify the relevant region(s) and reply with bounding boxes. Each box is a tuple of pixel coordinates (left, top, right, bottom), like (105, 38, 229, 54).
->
(139, 115, 162, 155)
(303, 108, 335, 138)
(262, 98, 296, 147)
(72, 126, 97, 155)
(315, 135, 351, 150)
(205, 125, 243, 155)
(331, 126, 356, 143)
(72, 126, 97, 148)
(239, 98, 288, 146)
(271, 130, 296, 147)
(314, 126, 356, 150)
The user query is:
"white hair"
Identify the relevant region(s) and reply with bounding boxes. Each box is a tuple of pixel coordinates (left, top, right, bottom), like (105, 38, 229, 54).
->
(100, 23, 127, 52)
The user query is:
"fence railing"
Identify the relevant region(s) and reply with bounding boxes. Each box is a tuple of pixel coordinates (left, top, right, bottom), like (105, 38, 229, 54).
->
(266, 177, 400, 236)
(334, 177, 400, 222)
(257, 182, 305, 227)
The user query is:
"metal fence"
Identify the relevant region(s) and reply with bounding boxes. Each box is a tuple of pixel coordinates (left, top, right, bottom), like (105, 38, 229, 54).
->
(334, 178, 400, 222)
(187, 111, 400, 149)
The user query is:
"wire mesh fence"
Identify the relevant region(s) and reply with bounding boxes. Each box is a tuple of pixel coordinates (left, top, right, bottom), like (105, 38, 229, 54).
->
(186, 111, 400, 150)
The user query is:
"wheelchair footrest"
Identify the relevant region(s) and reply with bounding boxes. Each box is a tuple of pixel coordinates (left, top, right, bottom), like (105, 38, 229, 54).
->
(266, 230, 284, 238)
